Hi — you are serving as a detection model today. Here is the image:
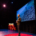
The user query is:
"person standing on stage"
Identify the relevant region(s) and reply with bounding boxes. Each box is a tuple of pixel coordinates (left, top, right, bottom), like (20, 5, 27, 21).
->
(16, 14, 21, 36)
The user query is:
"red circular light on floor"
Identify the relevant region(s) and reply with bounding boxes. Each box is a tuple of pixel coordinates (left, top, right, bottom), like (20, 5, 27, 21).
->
(5, 33, 33, 36)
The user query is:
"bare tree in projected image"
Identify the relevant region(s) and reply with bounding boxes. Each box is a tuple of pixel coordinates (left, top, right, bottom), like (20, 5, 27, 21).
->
(30, 7, 35, 20)
(22, 6, 35, 21)
(23, 7, 28, 21)
(21, 7, 27, 21)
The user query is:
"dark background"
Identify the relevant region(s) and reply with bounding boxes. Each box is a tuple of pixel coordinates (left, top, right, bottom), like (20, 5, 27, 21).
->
(0, 0, 36, 34)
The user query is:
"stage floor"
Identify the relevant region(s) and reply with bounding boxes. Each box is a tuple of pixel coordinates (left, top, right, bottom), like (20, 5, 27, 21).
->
(0, 29, 36, 36)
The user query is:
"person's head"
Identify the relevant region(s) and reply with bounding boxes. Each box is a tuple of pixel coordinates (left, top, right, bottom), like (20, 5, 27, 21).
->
(18, 14, 20, 17)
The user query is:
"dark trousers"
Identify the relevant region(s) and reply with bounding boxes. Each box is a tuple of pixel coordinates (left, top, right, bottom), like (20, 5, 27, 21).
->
(17, 24, 20, 36)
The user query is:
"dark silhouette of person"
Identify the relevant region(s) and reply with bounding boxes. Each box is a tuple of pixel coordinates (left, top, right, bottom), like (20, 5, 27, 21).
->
(16, 14, 21, 36)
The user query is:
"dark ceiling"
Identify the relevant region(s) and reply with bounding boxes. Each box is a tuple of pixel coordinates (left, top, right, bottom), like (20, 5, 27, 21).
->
(0, 0, 31, 22)
(0, 0, 30, 11)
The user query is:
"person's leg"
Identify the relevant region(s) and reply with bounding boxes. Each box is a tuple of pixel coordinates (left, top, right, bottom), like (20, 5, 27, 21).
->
(19, 25, 20, 36)
(17, 25, 20, 36)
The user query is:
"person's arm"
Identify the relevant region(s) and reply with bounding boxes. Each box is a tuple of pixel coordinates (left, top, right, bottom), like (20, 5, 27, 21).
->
(18, 18, 21, 22)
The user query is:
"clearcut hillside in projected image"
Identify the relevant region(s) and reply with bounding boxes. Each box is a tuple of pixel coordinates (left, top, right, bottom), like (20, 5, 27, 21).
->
(16, 0, 35, 22)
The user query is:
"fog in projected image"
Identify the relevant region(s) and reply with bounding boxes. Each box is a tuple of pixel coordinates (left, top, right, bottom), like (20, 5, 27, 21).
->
(16, 0, 35, 22)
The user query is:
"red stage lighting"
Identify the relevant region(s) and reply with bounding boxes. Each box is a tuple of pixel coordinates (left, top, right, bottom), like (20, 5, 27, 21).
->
(3, 4, 6, 8)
